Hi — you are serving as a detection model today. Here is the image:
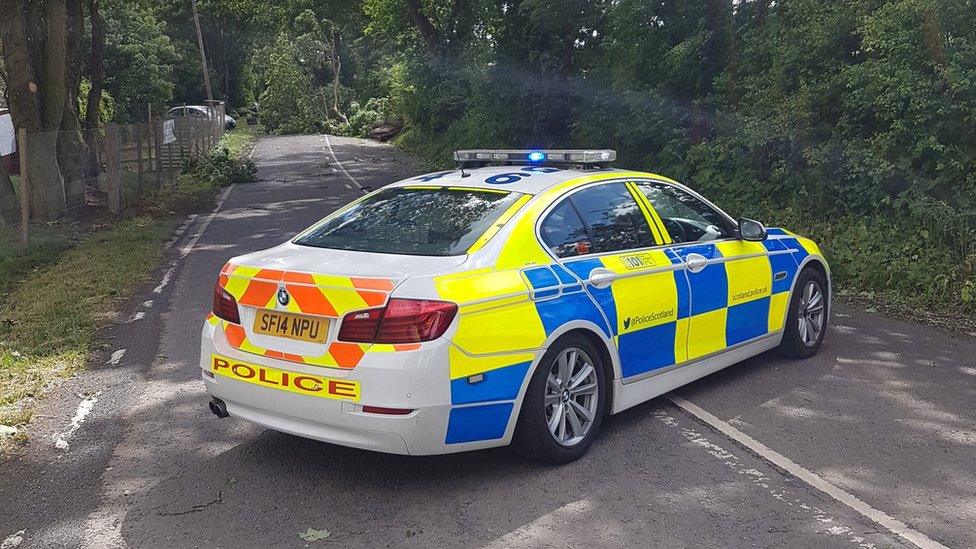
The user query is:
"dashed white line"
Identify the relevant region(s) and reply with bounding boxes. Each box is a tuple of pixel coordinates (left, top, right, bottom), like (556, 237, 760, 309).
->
(668, 395, 948, 549)
(53, 393, 101, 450)
(153, 183, 236, 296)
(106, 349, 126, 365)
(1, 531, 24, 549)
(126, 311, 146, 323)
(324, 134, 366, 193)
(179, 183, 235, 259)
(153, 265, 175, 294)
(142, 300, 154, 308)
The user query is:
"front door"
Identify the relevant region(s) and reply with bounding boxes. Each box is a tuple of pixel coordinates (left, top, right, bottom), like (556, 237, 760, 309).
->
(633, 180, 774, 362)
(538, 181, 691, 379)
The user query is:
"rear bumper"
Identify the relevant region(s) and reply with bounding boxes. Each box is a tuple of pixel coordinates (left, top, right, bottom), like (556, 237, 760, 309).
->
(200, 322, 521, 455)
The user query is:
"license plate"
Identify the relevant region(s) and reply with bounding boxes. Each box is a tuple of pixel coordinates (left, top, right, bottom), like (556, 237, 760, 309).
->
(253, 310, 329, 343)
(211, 354, 360, 401)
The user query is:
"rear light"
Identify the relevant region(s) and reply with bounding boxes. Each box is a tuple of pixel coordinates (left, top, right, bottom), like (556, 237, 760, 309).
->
(337, 308, 383, 342)
(338, 298, 457, 344)
(213, 282, 241, 324)
(362, 406, 414, 415)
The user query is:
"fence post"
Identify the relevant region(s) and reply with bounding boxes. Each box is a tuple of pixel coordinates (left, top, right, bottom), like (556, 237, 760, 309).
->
(17, 128, 29, 246)
(154, 120, 163, 189)
(136, 123, 144, 196)
(106, 124, 121, 214)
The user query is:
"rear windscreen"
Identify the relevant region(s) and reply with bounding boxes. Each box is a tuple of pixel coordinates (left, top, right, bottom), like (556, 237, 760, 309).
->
(293, 187, 522, 256)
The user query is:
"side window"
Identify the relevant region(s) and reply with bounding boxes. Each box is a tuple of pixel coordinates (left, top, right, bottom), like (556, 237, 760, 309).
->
(636, 182, 735, 244)
(540, 200, 593, 258)
(540, 182, 656, 258)
(569, 183, 655, 253)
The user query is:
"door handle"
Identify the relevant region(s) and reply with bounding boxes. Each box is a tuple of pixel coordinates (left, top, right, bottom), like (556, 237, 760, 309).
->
(685, 253, 709, 273)
(588, 268, 618, 289)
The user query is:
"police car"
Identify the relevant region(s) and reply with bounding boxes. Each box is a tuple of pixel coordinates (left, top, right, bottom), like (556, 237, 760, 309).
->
(201, 149, 829, 464)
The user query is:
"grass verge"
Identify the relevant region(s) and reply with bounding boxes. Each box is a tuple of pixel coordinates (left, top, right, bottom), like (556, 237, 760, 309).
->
(0, 127, 262, 446)
(0, 217, 175, 430)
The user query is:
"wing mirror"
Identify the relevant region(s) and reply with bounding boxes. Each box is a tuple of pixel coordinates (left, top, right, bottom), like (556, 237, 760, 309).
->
(737, 218, 767, 242)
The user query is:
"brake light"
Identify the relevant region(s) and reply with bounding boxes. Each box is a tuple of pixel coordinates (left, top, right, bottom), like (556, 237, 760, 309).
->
(338, 298, 457, 344)
(212, 283, 241, 324)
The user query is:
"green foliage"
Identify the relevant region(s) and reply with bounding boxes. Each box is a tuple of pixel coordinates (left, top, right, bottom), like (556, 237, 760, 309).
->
(102, 0, 181, 121)
(130, 0, 976, 314)
(77, 80, 116, 125)
(257, 35, 323, 133)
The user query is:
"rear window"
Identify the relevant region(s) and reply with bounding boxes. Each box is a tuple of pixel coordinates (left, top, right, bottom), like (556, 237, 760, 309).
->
(294, 187, 522, 256)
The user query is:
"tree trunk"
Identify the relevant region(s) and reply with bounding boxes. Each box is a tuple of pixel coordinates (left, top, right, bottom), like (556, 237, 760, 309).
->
(0, 0, 71, 219)
(404, 0, 439, 55)
(83, 0, 105, 180)
(60, 0, 89, 208)
(58, 102, 89, 207)
(26, 131, 67, 218)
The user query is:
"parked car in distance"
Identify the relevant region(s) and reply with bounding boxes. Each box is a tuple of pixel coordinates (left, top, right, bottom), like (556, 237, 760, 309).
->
(166, 105, 236, 130)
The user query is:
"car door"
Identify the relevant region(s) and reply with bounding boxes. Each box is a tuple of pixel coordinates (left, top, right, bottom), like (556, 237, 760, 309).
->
(633, 180, 774, 362)
(539, 181, 692, 379)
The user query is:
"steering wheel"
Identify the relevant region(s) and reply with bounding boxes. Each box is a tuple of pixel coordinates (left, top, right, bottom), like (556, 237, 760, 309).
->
(661, 218, 687, 243)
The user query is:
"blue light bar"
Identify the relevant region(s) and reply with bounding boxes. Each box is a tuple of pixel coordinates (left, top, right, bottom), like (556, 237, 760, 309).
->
(453, 149, 616, 165)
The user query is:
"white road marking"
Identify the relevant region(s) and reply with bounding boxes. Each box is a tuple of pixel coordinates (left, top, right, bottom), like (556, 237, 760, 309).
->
(106, 349, 126, 365)
(164, 215, 197, 250)
(153, 183, 236, 296)
(53, 393, 101, 451)
(126, 311, 146, 323)
(142, 300, 153, 308)
(324, 134, 366, 193)
(179, 184, 235, 259)
(1, 531, 24, 549)
(153, 265, 175, 294)
(668, 395, 948, 549)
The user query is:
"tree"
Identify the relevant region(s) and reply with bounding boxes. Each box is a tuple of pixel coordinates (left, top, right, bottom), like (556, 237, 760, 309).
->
(102, 0, 180, 122)
(0, 0, 73, 219)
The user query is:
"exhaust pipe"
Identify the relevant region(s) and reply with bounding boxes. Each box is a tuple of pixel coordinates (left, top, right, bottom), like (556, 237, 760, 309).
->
(209, 397, 229, 418)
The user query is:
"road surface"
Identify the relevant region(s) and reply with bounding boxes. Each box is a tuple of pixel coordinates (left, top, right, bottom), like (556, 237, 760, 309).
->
(1, 135, 973, 548)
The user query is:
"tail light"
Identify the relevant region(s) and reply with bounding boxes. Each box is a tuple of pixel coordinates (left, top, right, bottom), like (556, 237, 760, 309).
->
(337, 308, 384, 342)
(338, 298, 457, 344)
(213, 282, 241, 324)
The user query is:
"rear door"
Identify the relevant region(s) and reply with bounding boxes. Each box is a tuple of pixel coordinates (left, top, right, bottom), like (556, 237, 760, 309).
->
(541, 182, 692, 379)
(633, 180, 774, 362)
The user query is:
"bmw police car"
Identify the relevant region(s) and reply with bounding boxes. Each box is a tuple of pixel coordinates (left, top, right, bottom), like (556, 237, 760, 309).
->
(201, 149, 829, 464)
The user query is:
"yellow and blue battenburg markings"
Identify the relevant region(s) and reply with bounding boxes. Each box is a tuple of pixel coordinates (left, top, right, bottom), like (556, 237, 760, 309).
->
(438, 229, 819, 444)
(432, 169, 822, 444)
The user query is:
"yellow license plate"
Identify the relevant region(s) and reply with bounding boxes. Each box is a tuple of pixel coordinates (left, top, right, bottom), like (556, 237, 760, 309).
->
(253, 310, 329, 343)
(211, 354, 360, 401)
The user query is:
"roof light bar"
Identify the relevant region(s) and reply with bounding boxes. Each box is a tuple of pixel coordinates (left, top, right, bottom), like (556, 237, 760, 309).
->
(453, 149, 616, 165)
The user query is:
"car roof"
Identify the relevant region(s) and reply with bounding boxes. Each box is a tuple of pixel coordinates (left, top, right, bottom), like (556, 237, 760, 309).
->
(387, 165, 674, 195)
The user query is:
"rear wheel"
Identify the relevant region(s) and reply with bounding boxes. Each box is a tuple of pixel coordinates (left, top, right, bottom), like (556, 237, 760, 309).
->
(778, 267, 828, 358)
(512, 334, 607, 465)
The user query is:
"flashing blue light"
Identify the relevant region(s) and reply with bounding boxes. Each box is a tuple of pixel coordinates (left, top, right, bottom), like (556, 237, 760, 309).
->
(527, 151, 545, 162)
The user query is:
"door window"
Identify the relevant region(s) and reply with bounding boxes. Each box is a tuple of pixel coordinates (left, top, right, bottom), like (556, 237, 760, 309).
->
(635, 182, 735, 244)
(539, 200, 593, 258)
(540, 183, 655, 258)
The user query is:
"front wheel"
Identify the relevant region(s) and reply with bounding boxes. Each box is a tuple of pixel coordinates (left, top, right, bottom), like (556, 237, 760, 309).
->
(778, 267, 828, 358)
(512, 334, 608, 465)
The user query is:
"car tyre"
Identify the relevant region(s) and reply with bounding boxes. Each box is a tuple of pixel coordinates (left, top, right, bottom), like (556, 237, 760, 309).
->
(778, 267, 828, 358)
(512, 333, 607, 465)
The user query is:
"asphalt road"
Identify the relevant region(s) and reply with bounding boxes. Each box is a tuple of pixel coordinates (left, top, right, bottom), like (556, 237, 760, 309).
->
(2, 135, 974, 549)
